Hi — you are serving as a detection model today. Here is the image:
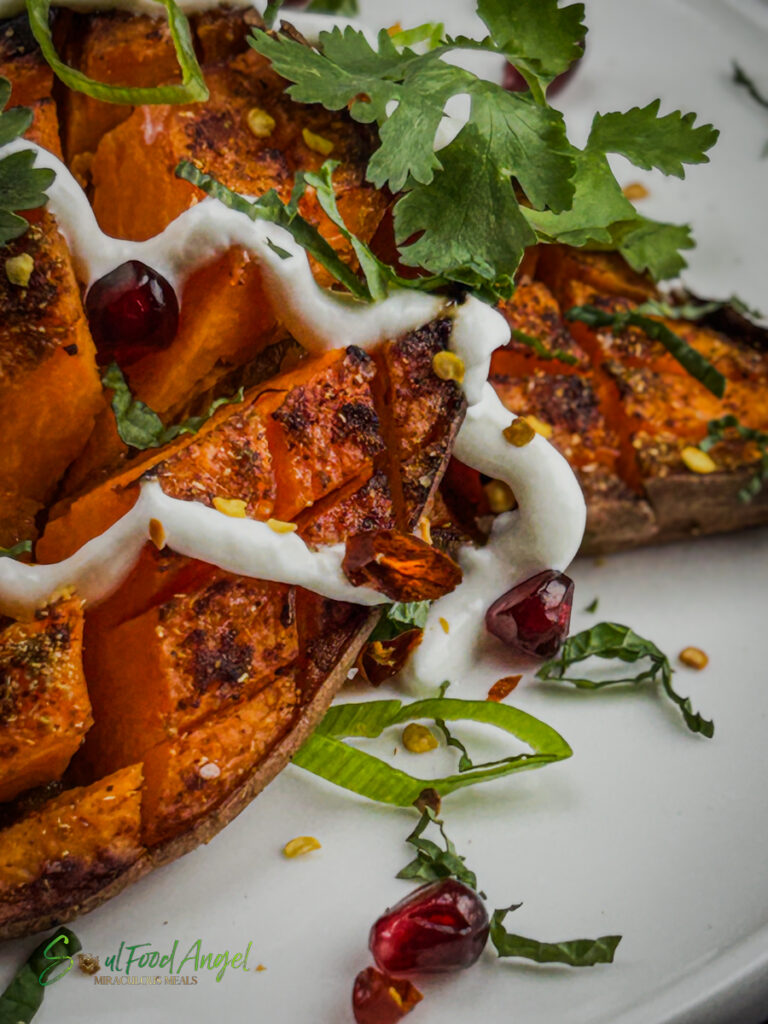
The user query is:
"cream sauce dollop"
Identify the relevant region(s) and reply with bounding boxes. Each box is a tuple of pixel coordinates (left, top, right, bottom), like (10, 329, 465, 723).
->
(0, 116, 585, 683)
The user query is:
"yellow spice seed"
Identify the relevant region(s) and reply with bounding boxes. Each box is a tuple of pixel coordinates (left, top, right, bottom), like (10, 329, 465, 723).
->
(402, 722, 439, 754)
(502, 418, 535, 447)
(213, 496, 247, 518)
(246, 107, 276, 139)
(484, 479, 516, 513)
(267, 518, 298, 534)
(302, 127, 334, 155)
(255, 964, 267, 972)
(524, 415, 553, 440)
(148, 517, 166, 550)
(283, 836, 322, 858)
(388, 987, 404, 1009)
(418, 515, 432, 545)
(439, 617, 450, 634)
(5, 253, 34, 288)
(679, 646, 709, 670)
(681, 446, 716, 475)
(431, 350, 465, 383)
(622, 182, 650, 201)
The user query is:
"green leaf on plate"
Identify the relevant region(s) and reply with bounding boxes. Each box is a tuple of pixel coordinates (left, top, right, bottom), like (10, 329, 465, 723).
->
(490, 906, 621, 966)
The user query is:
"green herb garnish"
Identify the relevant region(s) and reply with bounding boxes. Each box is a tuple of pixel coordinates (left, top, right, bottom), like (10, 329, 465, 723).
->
(0, 540, 32, 560)
(307, 0, 360, 14)
(0, 77, 55, 247)
(0, 928, 81, 1023)
(511, 328, 580, 366)
(397, 806, 480, 892)
(102, 362, 243, 451)
(26, 0, 208, 105)
(490, 906, 621, 967)
(247, 4, 716, 297)
(293, 694, 572, 805)
(537, 622, 714, 737)
(732, 61, 768, 156)
(584, 596, 599, 613)
(369, 601, 431, 642)
(700, 414, 768, 502)
(564, 304, 726, 398)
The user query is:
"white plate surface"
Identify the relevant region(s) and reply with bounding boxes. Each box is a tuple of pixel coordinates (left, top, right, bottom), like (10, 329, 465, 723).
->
(2, 2, 768, 1022)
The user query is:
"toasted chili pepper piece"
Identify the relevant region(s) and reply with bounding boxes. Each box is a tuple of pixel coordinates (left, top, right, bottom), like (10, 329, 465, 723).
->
(342, 530, 462, 602)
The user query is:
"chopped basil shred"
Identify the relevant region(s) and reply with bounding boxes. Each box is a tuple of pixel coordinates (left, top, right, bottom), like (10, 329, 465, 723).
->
(537, 622, 714, 738)
(0, 927, 81, 1023)
(368, 601, 431, 643)
(397, 807, 481, 893)
(511, 327, 579, 365)
(102, 362, 243, 451)
(0, 77, 55, 246)
(293, 695, 572, 805)
(700, 414, 768, 502)
(732, 61, 768, 156)
(25, 0, 208, 105)
(490, 907, 621, 967)
(564, 304, 726, 398)
(0, 540, 32, 560)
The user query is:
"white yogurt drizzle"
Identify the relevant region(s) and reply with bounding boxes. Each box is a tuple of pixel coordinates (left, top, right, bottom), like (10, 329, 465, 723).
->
(0, 124, 585, 686)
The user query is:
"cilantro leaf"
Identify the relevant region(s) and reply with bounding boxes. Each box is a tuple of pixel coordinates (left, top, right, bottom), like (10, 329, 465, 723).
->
(491, 906, 621, 966)
(103, 362, 243, 451)
(397, 807, 481, 892)
(0, 541, 32, 560)
(477, 0, 586, 102)
(564, 304, 726, 398)
(588, 100, 718, 178)
(307, 0, 359, 13)
(700, 414, 768, 502)
(0, 78, 55, 246)
(537, 622, 714, 738)
(611, 218, 695, 281)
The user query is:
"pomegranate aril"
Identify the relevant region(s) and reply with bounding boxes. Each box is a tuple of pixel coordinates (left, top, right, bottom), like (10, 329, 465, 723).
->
(485, 569, 574, 659)
(369, 878, 489, 976)
(352, 967, 423, 1024)
(85, 260, 179, 364)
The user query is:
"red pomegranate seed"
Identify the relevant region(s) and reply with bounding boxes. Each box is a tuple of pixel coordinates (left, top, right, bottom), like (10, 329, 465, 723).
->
(352, 967, 423, 1024)
(485, 570, 574, 659)
(85, 260, 179, 364)
(369, 879, 489, 976)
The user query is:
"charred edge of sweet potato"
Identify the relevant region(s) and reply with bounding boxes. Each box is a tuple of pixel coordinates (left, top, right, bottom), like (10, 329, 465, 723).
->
(0, 609, 377, 942)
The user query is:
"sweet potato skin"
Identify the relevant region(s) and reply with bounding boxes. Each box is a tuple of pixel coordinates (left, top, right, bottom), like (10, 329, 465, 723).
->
(0, 599, 92, 803)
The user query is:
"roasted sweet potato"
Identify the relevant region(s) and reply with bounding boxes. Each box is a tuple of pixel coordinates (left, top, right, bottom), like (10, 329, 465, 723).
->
(78, 571, 298, 777)
(0, 763, 144, 937)
(0, 12, 61, 156)
(0, 213, 102, 547)
(0, 598, 92, 803)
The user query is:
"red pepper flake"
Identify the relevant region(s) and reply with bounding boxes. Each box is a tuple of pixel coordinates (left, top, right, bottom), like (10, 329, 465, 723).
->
(352, 967, 423, 1024)
(487, 674, 522, 702)
(357, 629, 423, 686)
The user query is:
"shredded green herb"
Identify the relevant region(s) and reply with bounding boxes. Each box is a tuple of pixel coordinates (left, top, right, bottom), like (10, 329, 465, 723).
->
(700, 414, 768, 502)
(102, 362, 243, 451)
(369, 602, 431, 643)
(564, 304, 726, 398)
(490, 906, 621, 967)
(25, 0, 208, 105)
(397, 806, 481, 892)
(732, 61, 768, 156)
(0, 927, 81, 1023)
(511, 328, 580, 365)
(584, 597, 599, 614)
(293, 694, 572, 805)
(0, 77, 55, 247)
(537, 622, 714, 737)
(0, 540, 32, 560)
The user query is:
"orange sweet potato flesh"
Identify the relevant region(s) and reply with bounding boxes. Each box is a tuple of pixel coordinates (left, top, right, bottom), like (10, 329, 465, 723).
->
(492, 279, 590, 377)
(141, 673, 298, 846)
(61, 11, 179, 164)
(536, 244, 658, 306)
(0, 213, 102, 547)
(0, 13, 62, 156)
(0, 763, 144, 930)
(78, 571, 298, 779)
(296, 468, 395, 548)
(0, 598, 92, 804)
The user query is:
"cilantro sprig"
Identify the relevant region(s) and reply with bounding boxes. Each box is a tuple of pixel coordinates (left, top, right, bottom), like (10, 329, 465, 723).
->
(0, 540, 32, 560)
(248, 3, 718, 297)
(732, 62, 768, 157)
(537, 622, 714, 738)
(700, 414, 768, 502)
(102, 362, 243, 451)
(0, 77, 55, 246)
(565, 304, 726, 398)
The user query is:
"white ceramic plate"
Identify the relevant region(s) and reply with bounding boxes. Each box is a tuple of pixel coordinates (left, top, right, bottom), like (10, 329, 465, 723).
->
(2, 2, 768, 1022)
